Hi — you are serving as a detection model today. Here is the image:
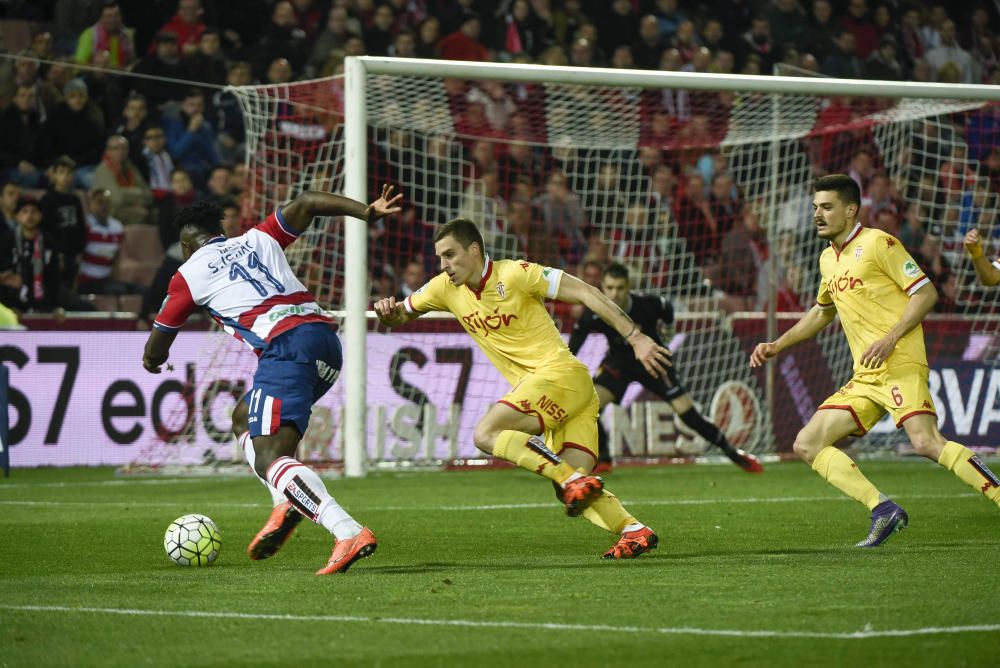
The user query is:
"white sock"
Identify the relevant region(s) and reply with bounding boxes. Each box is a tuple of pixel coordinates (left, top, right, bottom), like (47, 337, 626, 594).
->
(320, 501, 363, 541)
(238, 432, 286, 506)
(266, 456, 363, 539)
(621, 522, 645, 534)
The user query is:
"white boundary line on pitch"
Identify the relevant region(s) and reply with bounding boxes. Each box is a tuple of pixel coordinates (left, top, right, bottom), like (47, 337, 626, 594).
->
(1, 604, 997, 640)
(0, 492, 979, 511)
(0, 477, 238, 489)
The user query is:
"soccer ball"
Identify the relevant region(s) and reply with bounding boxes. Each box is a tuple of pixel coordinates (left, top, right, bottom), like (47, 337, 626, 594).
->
(164, 514, 222, 566)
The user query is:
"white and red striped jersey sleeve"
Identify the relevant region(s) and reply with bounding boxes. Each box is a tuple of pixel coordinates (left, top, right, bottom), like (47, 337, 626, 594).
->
(153, 271, 197, 332)
(254, 208, 299, 249)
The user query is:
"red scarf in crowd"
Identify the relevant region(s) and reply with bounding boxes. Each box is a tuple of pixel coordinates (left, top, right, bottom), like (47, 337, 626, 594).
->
(103, 155, 136, 187)
(94, 21, 134, 65)
(15, 226, 45, 301)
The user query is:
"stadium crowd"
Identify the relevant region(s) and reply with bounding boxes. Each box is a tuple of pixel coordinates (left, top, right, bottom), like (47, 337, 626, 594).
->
(0, 0, 997, 325)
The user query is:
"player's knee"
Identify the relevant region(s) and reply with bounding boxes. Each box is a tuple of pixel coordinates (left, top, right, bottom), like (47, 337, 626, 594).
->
(792, 431, 821, 463)
(909, 429, 945, 459)
(472, 422, 497, 455)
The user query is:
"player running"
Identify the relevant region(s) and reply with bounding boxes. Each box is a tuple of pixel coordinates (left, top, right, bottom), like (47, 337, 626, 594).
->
(374, 219, 671, 559)
(750, 174, 1000, 547)
(142, 186, 403, 574)
(962, 229, 1000, 286)
(568, 262, 762, 473)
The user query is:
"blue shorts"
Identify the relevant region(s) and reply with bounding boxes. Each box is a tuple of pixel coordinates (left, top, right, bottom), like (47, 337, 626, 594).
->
(244, 322, 342, 438)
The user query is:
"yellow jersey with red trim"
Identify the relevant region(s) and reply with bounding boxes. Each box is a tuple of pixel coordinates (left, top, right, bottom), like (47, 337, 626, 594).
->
(404, 257, 580, 385)
(815, 224, 930, 374)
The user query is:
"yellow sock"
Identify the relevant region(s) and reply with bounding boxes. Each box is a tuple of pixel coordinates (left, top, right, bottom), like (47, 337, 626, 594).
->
(811, 446, 882, 511)
(581, 490, 636, 534)
(493, 430, 577, 484)
(938, 441, 1000, 506)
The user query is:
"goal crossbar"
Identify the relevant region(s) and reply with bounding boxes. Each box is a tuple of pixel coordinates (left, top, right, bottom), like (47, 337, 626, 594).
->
(356, 56, 1000, 101)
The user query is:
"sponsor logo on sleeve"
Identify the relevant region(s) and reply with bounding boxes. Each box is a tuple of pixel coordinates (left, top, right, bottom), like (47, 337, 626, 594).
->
(903, 260, 920, 277)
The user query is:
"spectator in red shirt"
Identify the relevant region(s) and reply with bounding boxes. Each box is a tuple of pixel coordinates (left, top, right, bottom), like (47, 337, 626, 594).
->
(438, 11, 489, 62)
(158, 0, 206, 57)
(841, 0, 879, 59)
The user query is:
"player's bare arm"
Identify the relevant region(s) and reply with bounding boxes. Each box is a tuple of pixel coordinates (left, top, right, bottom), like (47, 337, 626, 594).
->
(964, 229, 1000, 287)
(280, 184, 403, 234)
(859, 281, 937, 369)
(556, 272, 672, 378)
(749, 305, 836, 368)
(142, 327, 177, 373)
(373, 296, 420, 328)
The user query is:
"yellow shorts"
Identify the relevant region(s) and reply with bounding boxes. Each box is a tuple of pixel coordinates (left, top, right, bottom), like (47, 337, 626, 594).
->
(499, 361, 600, 460)
(818, 363, 936, 436)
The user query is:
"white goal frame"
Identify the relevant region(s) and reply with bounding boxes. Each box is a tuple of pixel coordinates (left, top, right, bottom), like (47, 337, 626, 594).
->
(341, 56, 1000, 478)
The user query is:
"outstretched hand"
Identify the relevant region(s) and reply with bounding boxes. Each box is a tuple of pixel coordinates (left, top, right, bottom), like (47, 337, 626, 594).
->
(964, 229, 983, 258)
(373, 296, 408, 328)
(631, 333, 672, 378)
(749, 342, 776, 368)
(366, 184, 403, 223)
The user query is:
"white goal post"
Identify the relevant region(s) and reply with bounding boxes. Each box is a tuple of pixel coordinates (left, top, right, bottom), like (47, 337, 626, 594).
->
(340, 56, 999, 478)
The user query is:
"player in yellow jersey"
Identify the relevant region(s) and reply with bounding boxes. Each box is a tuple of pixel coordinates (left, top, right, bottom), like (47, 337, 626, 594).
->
(750, 174, 1000, 547)
(374, 218, 671, 559)
(962, 229, 1000, 286)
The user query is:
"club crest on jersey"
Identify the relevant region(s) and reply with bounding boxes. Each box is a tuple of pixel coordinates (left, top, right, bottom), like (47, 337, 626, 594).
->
(855, 246, 863, 261)
(496, 281, 506, 299)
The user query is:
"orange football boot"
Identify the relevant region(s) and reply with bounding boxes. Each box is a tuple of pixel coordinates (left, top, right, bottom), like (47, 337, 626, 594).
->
(315, 527, 378, 575)
(602, 526, 659, 559)
(562, 475, 604, 517)
(247, 501, 303, 560)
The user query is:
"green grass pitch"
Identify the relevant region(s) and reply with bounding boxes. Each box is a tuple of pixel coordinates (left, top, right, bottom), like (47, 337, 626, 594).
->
(1, 461, 998, 667)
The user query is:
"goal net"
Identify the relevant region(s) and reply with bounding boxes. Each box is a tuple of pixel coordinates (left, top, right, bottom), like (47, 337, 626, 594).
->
(126, 59, 1000, 474)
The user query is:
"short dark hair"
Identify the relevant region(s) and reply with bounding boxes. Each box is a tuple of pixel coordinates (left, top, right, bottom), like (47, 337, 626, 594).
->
(15, 196, 40, 213)
(174, 200, 224, 237)
(603, 262, 630, 281)
(435, 218, 485, 255)
(50, 154, 76, 170)
(814, 173, 861, 208)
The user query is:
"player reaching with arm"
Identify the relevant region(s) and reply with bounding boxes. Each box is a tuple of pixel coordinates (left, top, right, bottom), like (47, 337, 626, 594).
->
(374, 219, 670, 559)
(142, 185, 403, 574)
(750, 174, 1000, 547)
(568, 262, 762, 473)
(962, 229, 1000, 286)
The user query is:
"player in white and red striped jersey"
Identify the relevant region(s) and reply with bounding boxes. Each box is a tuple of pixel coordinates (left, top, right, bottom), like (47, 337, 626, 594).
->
(142, 185, 402, 575)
